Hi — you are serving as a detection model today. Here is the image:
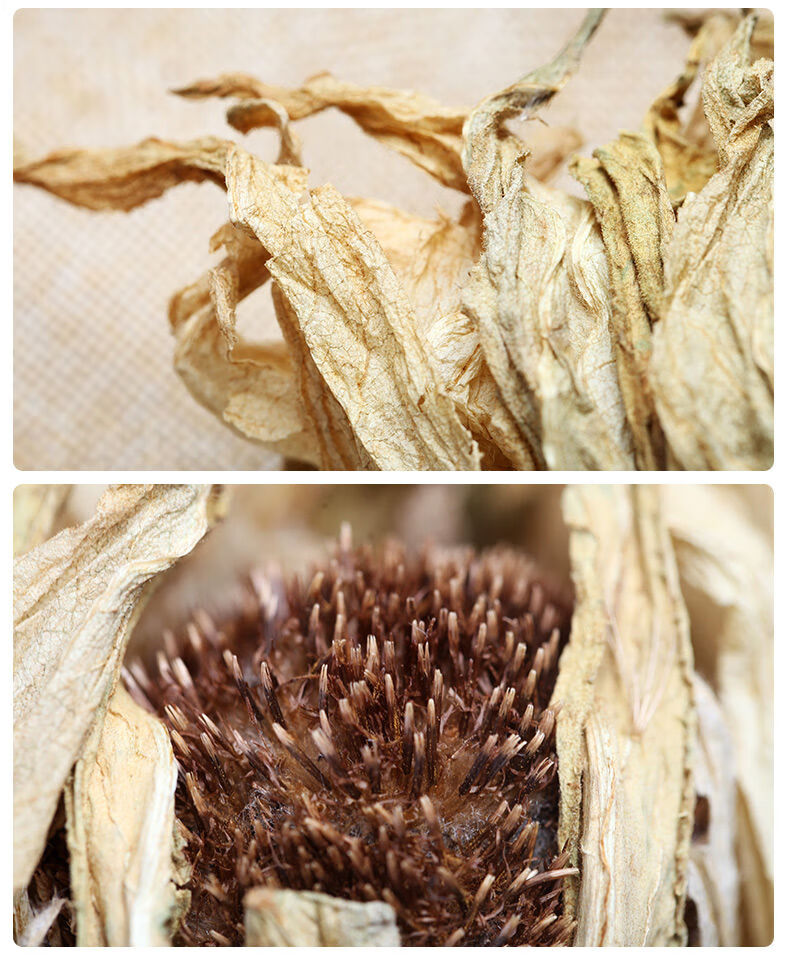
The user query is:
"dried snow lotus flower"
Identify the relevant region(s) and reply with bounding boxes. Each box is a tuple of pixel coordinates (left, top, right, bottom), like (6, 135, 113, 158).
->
(123, 537, 577, 946)
(13, 11, 773, 471)
(16, 486, 773, 945)
(13, 484, 225, 944)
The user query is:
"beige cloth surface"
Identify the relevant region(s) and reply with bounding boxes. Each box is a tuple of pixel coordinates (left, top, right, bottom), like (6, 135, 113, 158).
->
(14, 8, 692, 471)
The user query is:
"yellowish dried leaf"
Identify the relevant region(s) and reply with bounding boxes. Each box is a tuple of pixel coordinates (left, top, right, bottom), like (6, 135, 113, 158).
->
(668, 10, 773, 63)
(350, 197, 480, 324)
(644, 14, 734, 204)
(461, 10, 635, 471)
(349, 197, 528, 469)
(555, 485, 695, 946)
(269, 281, 371, 469)
(174, 71, 582, 193)
(650, 16, 773, 471)
(570, 132, 675, 470)
(65, 685, 186, 946)
(168, 222, 321, 465)
(175, 71, 470, 192)
(13, 484, 224, 892)
(13, 137, 229, 210)
(227, 145, 481, 470)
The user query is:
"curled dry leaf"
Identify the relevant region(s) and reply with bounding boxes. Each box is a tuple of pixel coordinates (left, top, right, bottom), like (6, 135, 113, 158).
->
(650, 16, 774, 471)
(13, 11, 773, 470)
(244, 889, 400, 947)
(461, 10, 638, 472)
(65, 684, 188, 946)
(570, 132, 674, 470)
(226, 146, 481, 470)
(554, 485, 696, 946)
(668, 9, 774, 64)
(173, 70, 581, 193)
(175, 70, 470, 192)
(644, 13, 735, 205)
(168, 221, 321, 465)
(13, 484, 225, 894)
(13, 137, 229, 210)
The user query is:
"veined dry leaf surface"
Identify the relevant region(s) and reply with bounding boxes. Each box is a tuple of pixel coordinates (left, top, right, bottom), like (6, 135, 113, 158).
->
(554, 485, 696, 946)
(65, 684, 188, 946)
(13, 11, 773, 470)
(570, 132, 674, 470)
(226, 146, 481, 470)
(13, 137, 230, 210)
(461, 10, 637, 473)
(168, 221, 321, 465)
(13, 484, 224, 893)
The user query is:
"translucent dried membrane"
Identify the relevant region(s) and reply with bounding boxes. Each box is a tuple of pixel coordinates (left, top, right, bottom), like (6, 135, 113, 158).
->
(13, 10, 773, 470)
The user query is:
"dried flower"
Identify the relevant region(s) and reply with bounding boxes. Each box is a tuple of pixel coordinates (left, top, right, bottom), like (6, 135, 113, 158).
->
(13, 11, 773, 471)
(13, 486, 773, 946)
(123, 534, 576, 946)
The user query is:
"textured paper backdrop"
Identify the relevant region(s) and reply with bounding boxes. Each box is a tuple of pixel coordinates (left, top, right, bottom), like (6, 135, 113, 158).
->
(14, 8, 693, 470)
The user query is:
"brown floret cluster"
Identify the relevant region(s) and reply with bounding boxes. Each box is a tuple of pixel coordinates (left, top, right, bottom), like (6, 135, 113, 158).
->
(126, 533, 576, 946)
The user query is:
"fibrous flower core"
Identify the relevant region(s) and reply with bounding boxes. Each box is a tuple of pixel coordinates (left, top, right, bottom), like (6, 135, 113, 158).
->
(126, 532, 576, 946)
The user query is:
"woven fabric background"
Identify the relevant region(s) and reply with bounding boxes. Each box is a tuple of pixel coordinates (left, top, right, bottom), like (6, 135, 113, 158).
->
(14, 8, 693, 470)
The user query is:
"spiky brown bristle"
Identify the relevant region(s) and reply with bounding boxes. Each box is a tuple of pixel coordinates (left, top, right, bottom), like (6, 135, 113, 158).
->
(126, 535, 576, 947)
